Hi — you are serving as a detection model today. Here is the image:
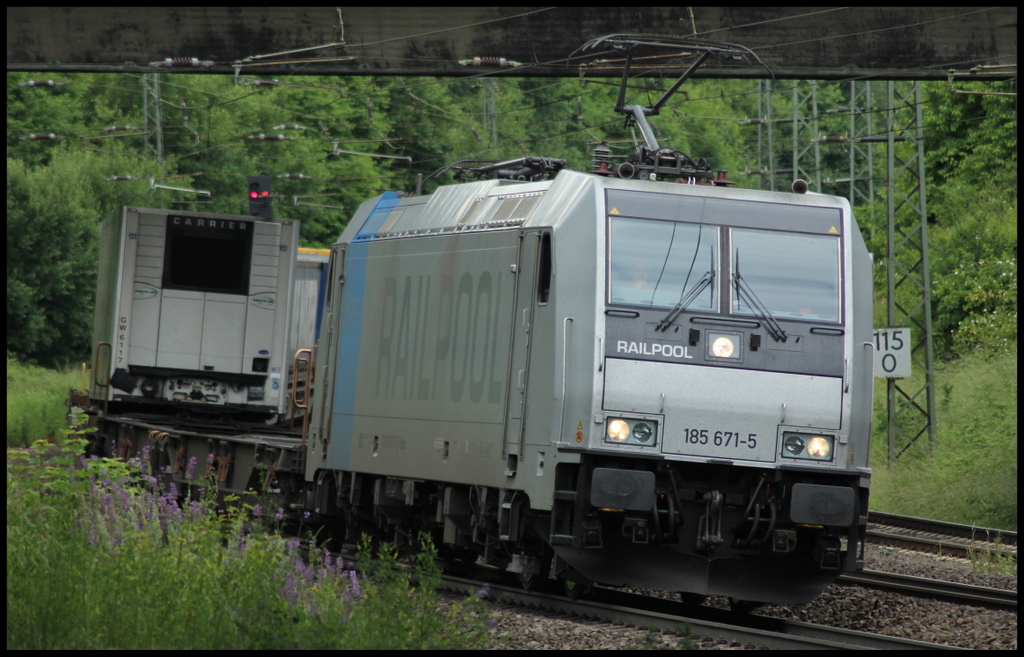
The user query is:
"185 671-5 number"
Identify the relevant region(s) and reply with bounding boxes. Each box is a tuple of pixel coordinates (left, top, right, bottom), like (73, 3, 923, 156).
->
(683, 428, 757, 450)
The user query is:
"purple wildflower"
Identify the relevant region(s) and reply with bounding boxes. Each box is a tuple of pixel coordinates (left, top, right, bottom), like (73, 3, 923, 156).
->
(294, 558, 314, 583)
(347, 570, 363, 597)
(252, 503, 263, 517)
(279, 572, 298, 608)
(185, 456, 197, 480)
(475, 583, 491, 599)
(275, 507, 285, 522)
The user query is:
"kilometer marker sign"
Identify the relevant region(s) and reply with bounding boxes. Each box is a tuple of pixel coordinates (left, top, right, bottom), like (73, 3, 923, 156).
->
(872, 328, 911, 378)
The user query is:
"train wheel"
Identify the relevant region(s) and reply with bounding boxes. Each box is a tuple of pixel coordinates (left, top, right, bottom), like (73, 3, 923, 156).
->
(562, 577, 593, 599)
(516, 546, 552, 592)
(518, 571, 545, 592)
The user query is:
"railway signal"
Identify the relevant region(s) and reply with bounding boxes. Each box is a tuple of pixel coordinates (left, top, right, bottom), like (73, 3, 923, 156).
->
(248, 175, 273, 218)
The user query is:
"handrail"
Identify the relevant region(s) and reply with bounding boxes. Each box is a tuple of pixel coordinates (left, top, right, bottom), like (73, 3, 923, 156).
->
(558, 317, 574, 444)
(292, 348, 314, 445)
(93, 341, 112, 414)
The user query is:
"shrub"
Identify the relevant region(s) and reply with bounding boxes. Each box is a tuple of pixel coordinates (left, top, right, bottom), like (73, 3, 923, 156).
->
(7, 431, 492, 649)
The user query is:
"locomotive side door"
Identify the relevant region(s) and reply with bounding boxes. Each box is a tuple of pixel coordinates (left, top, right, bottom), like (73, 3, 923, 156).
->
(504, 230, 545, 463)
(308, 243, 345, 460)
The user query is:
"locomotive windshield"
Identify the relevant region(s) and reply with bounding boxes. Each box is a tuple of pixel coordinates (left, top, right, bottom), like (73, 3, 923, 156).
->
(608, 216, 842, 323)
(731, 228, 840, 323)
(609, 217, 716, 310)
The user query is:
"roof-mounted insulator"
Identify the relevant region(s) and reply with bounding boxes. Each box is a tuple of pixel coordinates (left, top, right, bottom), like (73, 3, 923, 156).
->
(458, 56, 523, 68)
(278, 173, 312, 179)
(272, 124, 308, 131)
(18, 80, 67, 87)
(248, 134, 295, 141)
(591, 141, 613, 176)
(708, 170, 736, 186)
(104, 125, 138, 132)
(819, 135, 847, 143)
(105, 176, 141, 182)
(149, 57, 214, 69)
(19, 133, 67, 141)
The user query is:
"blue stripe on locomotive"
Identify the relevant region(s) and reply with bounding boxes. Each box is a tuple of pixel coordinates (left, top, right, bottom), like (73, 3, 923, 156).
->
(328, 192, 401, 470)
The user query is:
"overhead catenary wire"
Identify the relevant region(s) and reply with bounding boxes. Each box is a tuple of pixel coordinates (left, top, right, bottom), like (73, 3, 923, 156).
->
(10, 11, 1013, 203)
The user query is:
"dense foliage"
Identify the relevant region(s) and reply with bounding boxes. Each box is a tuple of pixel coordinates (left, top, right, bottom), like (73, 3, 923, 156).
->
(5, 72, 1016, 368)
(7, 425, 493, 649)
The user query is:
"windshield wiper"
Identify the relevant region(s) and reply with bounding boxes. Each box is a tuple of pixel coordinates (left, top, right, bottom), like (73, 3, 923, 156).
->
(733, 250, 787, 342)
(656, 268, 715, 332)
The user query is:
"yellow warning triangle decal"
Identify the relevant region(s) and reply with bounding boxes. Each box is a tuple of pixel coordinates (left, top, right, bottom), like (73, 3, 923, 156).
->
(828, 225, 838, 234)
(609, 207, 620, 215)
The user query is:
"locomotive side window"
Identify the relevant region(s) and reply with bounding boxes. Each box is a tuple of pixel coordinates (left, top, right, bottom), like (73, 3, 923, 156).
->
(730, 228, 840, 323)
(609, 217, 716, 310)
(537, 233, 552, 304)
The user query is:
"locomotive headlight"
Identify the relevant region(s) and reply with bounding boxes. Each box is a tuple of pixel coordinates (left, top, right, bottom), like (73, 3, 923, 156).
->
(605, 418, 658, 446)
(712, 336, 735, 358)
(607, 419, 630, 442)
(783, 433, 805, 456)
(707, 331, 742, 360)
(781, 432, 834, 461)
(632, 422, 654, 443)
(807, 435, 831, 459)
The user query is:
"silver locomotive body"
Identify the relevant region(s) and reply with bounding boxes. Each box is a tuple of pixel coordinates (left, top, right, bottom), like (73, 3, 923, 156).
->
(307, 170, 873, 603)
(90, 207, 303, 417)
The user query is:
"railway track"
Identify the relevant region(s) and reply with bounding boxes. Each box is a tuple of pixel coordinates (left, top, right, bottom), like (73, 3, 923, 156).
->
(440, 574, 963, 650)
(839, 569, 1016, 609)
(867, 510, 1017, 560)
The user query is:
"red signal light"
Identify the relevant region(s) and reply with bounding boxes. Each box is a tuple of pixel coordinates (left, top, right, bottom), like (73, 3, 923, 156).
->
(247, 175, 273, 218)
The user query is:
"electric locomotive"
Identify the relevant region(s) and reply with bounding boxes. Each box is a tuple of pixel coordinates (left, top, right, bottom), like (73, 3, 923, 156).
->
(304, 36, 872, 604)
(304, 162, 873, 603)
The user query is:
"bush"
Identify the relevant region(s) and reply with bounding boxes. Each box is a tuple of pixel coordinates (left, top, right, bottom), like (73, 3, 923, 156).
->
(7, 431, 492, 649)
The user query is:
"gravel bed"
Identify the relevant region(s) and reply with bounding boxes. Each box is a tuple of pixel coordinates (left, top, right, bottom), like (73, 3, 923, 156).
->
(466, 545, 1016, 650)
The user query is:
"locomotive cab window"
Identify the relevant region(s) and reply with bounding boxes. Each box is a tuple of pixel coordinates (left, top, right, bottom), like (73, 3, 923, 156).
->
(609, 217, 716, 310)
(730, 228, 840, 323)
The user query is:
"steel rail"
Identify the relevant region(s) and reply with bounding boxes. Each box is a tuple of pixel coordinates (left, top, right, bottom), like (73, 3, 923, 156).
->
(440, 574, 963, 650)
(839, 569, 1017, 609)
(868, 510, 1017, 548)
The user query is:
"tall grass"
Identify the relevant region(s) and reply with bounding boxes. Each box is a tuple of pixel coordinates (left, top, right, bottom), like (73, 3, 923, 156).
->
(870, 347, 1017, 531)
(6, 357, 85, 447)
(7, 429, 492, 649)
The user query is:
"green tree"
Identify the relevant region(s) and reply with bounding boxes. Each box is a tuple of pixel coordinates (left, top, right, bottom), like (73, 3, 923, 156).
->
(7, 149, 162, 366)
